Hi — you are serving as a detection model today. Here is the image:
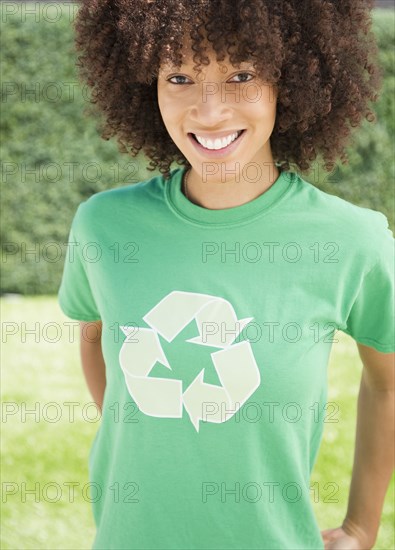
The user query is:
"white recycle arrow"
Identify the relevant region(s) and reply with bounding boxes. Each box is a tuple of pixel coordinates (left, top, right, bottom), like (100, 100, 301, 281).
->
(119, 290, 261, 432)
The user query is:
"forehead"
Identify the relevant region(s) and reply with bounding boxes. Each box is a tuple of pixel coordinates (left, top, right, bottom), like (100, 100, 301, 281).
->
(159, 56, 255, 71)
(158, 31, 256, 71)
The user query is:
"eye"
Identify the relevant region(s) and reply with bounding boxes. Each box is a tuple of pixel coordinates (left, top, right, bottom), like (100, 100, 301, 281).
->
(167, 75, 191, 85)
(230, 72, 255, 83)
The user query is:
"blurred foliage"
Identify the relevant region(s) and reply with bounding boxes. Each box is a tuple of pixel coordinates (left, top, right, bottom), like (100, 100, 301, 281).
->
(1, 6, 394, 295)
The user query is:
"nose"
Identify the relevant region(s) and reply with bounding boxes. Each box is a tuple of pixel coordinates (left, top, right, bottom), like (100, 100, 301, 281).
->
(189, 81, 234, 127)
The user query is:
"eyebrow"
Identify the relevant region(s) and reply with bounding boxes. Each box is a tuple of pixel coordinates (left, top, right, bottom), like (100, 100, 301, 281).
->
(160, 60, 256, 72)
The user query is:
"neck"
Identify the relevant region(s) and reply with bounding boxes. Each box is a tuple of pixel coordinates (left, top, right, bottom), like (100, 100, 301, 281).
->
(183, 162, 280, 210)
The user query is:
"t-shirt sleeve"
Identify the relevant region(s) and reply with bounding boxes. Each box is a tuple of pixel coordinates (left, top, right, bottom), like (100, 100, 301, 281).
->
(58, 207, 102, 322)
(342, 216, 394, 353)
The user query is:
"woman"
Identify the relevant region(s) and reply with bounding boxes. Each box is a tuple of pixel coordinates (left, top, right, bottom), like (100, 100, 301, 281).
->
(58, 1, 394, 548)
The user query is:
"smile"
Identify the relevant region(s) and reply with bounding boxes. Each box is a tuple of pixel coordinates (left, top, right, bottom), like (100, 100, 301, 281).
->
(188, 130, 246, 157)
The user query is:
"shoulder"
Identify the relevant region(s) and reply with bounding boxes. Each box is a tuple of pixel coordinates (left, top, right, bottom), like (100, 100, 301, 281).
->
(71, 171, 168, 230)
(295, 172, 392, 234)
(294, 172, 387, 223)
(82, 172, 164, 210)
(291, 172, 394, 266)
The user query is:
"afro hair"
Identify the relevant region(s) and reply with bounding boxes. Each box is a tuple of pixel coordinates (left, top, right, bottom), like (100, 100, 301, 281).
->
(73, 0, 383, 180)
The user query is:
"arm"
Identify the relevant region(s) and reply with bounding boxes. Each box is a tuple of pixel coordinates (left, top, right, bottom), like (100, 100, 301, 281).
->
(341, 343, 395, 549)
(79, 320, 107, 413)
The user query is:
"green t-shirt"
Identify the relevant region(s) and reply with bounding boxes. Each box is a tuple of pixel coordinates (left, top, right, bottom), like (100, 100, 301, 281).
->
(58, 167, 394, 549)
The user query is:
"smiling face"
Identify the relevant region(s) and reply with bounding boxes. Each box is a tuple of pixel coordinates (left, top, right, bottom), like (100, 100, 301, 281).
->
(157, 40, 279, 183)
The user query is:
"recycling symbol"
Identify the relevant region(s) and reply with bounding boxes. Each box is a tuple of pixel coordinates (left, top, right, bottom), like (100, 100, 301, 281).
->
(118, 290, 261, 432)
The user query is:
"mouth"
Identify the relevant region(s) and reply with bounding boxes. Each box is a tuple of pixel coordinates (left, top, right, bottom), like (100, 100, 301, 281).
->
(187, 129, 246, 157)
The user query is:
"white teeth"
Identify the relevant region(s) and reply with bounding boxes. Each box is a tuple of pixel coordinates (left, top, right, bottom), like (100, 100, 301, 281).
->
(194, 131, 241, 150)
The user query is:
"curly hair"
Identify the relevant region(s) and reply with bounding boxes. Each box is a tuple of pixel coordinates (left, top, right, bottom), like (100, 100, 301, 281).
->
(74, 0, 383, 181)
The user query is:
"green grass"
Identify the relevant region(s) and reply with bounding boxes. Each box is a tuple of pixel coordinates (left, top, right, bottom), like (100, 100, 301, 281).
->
(1, 295, 97, 549)
(1, 296, 394, 549)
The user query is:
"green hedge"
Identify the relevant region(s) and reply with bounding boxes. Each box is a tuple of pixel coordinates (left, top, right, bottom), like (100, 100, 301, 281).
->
(1, 5, 394, 295)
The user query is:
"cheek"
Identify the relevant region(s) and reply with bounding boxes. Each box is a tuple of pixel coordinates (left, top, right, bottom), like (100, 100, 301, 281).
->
(241, 99, 277, 124)
(158, 92, 184, 121)
(157, 87, 168, 112)
(239, 85, 277, 120)
(157, 96, 178, 130)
